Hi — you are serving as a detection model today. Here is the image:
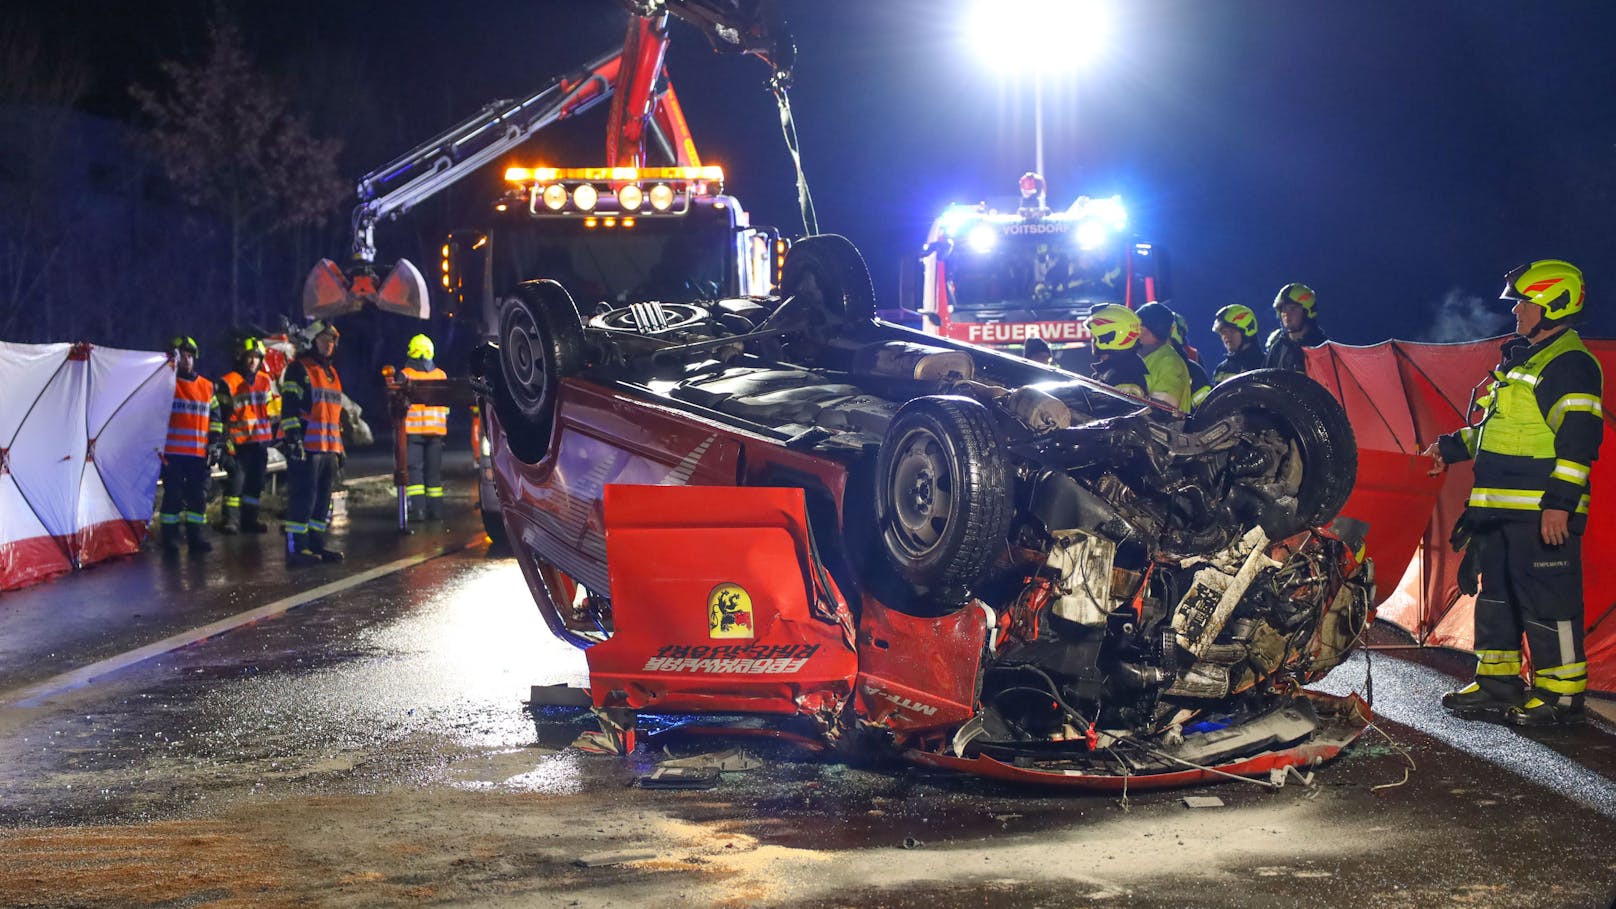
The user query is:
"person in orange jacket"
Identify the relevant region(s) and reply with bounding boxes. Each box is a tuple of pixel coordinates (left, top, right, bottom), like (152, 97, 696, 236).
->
(401, 333, 451, 520)
(280, 322, 346, 566)
(216, 336, 278, 534)
(159, 336, 223, 554)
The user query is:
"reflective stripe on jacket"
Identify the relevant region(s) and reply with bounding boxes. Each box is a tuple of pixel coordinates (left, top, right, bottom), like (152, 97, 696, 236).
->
(165, 374, 219, 457)
(402, 366, 449, 436)
(1451, 329, 1604, 521)
(222, 369, 277, 445)
(283, 356, 345, 454)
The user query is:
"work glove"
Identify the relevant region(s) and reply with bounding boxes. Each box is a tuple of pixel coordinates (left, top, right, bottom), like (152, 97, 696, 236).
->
(1450, 510, 1481, 597)
(206, 440, 225, 469)
(280, 433, 305, 462)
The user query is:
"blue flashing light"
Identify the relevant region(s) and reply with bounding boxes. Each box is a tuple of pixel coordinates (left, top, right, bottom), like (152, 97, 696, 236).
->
(1075, 220, 1108, 251)
(966, 224, 998, 254)
(938, 205, 978, 238)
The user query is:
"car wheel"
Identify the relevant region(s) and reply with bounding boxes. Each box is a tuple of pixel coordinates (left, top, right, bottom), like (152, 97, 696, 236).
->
(778, 234, 878, 323)
(876, 395, 1012, 604)
(495, 280, 587, 463)
(1190, 368, 1357, 538)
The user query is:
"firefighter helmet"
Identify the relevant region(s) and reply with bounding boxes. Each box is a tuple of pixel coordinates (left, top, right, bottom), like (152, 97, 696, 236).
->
(1501, 259, 1585, 322)
(1273, 283, 1318, 319)
(170, 336, 198, 355)
(407, 333, 435, 360)
(1085, 304, 1142, 351)
(1213, 304, 1259, 338)
(238, 337, 266, 362)
(1170, 311, 1190, 345)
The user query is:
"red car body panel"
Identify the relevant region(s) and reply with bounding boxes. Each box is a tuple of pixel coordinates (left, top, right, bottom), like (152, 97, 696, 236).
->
(587, 484, 858, 717)
(853, 599, 987, 735)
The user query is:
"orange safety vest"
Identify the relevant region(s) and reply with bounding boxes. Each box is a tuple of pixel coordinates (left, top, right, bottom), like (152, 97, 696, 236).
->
(222, 369, 276, 445)
(164, 374, 217, 458)
(302, 358, 345, 454)
(402, 366, 449, 436)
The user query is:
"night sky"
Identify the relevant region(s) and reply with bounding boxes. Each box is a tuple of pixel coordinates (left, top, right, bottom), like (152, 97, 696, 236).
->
(14, 0, 1616, 346)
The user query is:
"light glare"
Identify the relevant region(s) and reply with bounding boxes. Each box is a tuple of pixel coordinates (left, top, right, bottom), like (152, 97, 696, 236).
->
(969, 0, 1110, 74)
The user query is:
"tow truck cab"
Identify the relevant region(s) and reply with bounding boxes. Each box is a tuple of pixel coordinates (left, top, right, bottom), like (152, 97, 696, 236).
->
(894, 187, 1169, 373)
(445, 165, 783, 541)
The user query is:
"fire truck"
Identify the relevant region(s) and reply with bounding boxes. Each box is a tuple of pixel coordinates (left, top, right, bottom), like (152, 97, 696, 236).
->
(895, 174, 1169, 372)
(301, 1, 803, 539)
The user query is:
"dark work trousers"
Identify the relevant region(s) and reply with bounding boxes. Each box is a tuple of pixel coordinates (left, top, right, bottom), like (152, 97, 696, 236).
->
(407, 434, 444, 507)
(1471, 521, 1588, 707)
(225, 442, 269, 510)
(159, 454, 209, 528)
(284, 452, 340, 536)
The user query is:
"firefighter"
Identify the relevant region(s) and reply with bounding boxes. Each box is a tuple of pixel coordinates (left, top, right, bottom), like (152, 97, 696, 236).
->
(1264, 282, 1329, 371)
(1169, 310, 1212, 409)
(1023, 336, 1053, 365)
(401, 333, 450, 520)
(280, 321, 346, 566)
(1135, 302, 1193, 412)
(1082, 304, 1147, 399)
(1425, 259, 1602, 726)
(216, 337, 277, 534)
(159, 336, 223, 554)
(1211, 304, 1266, 383)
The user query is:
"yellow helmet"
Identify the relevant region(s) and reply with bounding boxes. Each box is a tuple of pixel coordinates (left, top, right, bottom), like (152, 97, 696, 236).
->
(407, 333, 435, 360)
(1502, 259, 1584, 321)
(170, 336, 198, 355)
(1084, 304, 1142, 351)
(1273, 283, 1318, 319)
(1213, 304, 1259, 338)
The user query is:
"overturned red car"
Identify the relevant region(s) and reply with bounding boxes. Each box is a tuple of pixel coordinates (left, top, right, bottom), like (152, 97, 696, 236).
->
(472, 235, 1374, 788)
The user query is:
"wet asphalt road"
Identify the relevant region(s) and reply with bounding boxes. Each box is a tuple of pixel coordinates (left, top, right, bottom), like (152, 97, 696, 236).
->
(2, 484, 1616, 907)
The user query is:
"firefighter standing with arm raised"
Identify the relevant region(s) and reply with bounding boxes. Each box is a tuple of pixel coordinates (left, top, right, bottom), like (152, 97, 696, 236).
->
(216, 337, 277, 535)
(280, 322, 347, 566)
(401, 334, 450, 520)
(1425, 259, 1602, 726)
(159, 336, 222, 554)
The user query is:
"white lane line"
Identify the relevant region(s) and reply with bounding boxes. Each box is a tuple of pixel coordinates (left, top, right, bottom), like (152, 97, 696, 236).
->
(3, 535, 484, 709)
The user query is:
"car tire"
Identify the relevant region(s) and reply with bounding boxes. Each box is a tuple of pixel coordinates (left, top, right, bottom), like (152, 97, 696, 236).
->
(495, 280, 587, 463)
(778, 234, 878, 323)
(876, 395, 1012, 604)
(1190, 368, 1357, 537)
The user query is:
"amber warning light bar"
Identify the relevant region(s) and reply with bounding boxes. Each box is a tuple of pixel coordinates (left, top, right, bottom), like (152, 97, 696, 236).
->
(504, 165, 725, 218)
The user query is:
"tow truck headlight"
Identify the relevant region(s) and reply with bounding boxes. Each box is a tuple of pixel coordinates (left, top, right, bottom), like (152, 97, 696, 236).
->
(542, 183, 568, 211)
(617, 184, 644, 211)
(573, 184, 599, 211)
(649, 183, 674, 211)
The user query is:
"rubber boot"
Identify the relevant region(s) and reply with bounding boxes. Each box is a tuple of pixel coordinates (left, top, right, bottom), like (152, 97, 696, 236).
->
(1506, 695, 1585, 727)
(185, 522, 213, 553)
(425, 496, 442, 521)
(241, 504, 269, 534)
(285, 531, 322, 567)
(1440, 682, 1512, 717)
(218, 505, 240, 535)
(307, 529, 345, 563)
(160, 522, 183, 553)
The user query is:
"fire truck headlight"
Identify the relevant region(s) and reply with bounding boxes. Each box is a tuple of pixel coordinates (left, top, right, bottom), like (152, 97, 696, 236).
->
(649, 183, 675, 211)
(542, 183, 568, 210)
(967, 224, 998, 254)
(617, 184, 644, 211)
(573, 184, 599, 211)
(1076, 221, 1108, 250)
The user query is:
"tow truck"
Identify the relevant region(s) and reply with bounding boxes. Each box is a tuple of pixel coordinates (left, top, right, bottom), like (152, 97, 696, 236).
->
(895, 173, 1169, 372)
(298, 1, 804, 538)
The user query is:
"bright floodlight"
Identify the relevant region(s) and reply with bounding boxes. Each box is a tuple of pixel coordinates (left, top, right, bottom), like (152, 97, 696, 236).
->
(969, 0, 1110, 74)
(967, 224, 999, 254)
(1075, 220, 1109, 250)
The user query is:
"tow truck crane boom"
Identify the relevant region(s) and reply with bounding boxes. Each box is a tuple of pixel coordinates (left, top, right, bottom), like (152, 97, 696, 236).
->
(304, 1, 793, 321)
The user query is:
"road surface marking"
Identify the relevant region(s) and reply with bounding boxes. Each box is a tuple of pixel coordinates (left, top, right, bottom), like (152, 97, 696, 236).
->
(2, 535, 485, 709)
